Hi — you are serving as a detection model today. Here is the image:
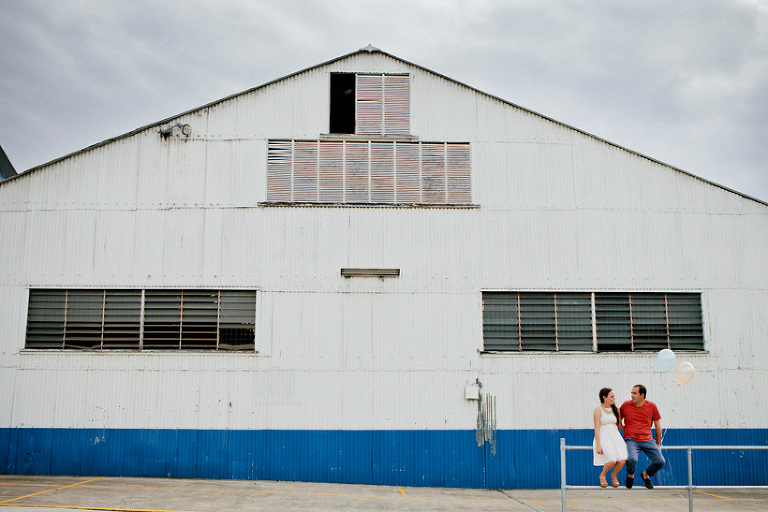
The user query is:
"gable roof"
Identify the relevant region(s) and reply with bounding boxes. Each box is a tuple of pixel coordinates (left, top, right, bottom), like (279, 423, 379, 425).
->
(2, 46, 765, 206)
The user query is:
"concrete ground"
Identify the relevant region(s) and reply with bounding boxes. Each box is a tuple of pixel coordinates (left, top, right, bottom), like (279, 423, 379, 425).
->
(1, 475, 767, 512)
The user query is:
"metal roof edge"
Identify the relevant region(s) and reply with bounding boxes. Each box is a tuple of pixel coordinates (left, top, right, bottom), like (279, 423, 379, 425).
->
(7, 49, 369, 183)
(377, 51, 768, 207)
(4, 47, 767, 207)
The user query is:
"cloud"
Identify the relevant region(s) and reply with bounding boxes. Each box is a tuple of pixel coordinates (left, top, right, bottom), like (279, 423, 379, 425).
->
(1, 0, 766, 202)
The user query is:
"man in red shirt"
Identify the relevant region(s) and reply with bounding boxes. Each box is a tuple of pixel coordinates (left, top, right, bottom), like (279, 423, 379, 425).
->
(619, 384, 665, 489)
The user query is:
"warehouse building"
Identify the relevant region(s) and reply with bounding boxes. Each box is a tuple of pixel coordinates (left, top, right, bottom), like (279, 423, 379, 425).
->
(1, 47, 766, 488)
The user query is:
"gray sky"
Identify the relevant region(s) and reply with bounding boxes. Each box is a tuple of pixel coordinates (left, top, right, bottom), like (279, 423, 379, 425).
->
(2, 0, 766, 202)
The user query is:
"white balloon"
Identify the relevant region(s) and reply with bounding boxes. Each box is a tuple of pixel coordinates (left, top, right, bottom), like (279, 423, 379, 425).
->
(657, 349, 676, 373)
(675, 362, 695, 385)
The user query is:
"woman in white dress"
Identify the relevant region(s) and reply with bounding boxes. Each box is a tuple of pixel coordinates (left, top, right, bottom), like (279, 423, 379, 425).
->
(593, 387, 628, 487)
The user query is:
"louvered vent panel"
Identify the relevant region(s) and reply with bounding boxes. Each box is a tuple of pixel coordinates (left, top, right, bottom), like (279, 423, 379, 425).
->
(143, 290, 182, 349)
(421, 143, 446, 203)
(555, 293, 594, 351)
(356, 75, 383, 134)
(345, 141, 370, 202)
(102, 290, 141, 348)
(482, 292, 520, 351)
(667, 293, 705, 350)
(180, 290, 219, 349)
(394, 142, 421, 203)
(595, 293, 633, 351)
(266, 140, 293, 201)
(25, 289, 257, 351)
(383, 75, 410, 135)
(266, 140, 471, 205)
(631, 293, 669, 350)
(219, 290, 257, 351)
(319, 141, 344, 202)
(447, 144, 472, 204)
(519, 293, 557, 351)
(64, 290, 104, 349)
(370, 142, 395, 203)
(293, 141, 318, 202)
(26, 289, 66, 348)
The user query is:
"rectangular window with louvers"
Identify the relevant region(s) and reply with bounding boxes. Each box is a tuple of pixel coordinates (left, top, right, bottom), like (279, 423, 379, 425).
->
(330, 73, 410, 136)
(482, 291, 704, 352)
(25, 289, 256, 352)
(483, 292, 593, 352)
(266, 139, 471, 205)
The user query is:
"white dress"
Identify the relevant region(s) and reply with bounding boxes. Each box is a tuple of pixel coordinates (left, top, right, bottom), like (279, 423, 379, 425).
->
(593, 406, 628, 466)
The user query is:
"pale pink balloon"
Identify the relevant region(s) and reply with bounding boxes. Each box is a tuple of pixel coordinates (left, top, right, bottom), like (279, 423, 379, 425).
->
(675, 362, 696, 385)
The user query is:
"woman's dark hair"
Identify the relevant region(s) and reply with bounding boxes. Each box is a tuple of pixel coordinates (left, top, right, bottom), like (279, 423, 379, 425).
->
(599, 387, 620, 425)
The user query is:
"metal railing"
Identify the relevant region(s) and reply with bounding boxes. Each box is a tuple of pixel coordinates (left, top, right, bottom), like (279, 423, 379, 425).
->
(559, 438, 768, 512)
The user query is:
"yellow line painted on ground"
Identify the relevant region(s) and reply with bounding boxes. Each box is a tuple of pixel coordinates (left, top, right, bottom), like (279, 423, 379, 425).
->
(0, 505, 202, 512)
(62, 484, 512, 504)
(0, 477, 204, 512)
(0, 477, 106, 505)
(0, 483, 58, 488)
(695, 489, 734, 500)
(4, 478, 765, 509)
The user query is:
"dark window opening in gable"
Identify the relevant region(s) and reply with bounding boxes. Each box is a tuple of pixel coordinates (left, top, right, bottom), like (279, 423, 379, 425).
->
(330, 73, 356, 134)
(328, 73, 410, 136)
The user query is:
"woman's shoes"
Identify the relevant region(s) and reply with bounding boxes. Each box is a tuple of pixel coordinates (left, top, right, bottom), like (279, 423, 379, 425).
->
(611, 475, 620, 487)
(599, 475, 608, 488)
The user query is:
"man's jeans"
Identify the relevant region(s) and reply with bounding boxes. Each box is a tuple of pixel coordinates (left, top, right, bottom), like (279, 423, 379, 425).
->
(625, 439, 665, 477)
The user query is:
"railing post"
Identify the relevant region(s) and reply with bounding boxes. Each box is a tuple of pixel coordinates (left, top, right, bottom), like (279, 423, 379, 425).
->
(560, 437, 567, 512)
(687, 446, 694, 512)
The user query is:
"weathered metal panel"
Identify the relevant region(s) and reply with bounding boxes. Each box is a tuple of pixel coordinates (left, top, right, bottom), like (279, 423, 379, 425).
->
(0, 172, 29, 212)
(1, 49, 767, 488)
(0, 213, 26, 283)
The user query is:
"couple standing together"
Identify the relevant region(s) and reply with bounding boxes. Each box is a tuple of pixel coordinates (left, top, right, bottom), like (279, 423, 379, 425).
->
(593, 385, 666, 489)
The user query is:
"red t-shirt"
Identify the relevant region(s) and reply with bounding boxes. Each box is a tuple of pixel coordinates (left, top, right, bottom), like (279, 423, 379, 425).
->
(620, 400, 660, 442)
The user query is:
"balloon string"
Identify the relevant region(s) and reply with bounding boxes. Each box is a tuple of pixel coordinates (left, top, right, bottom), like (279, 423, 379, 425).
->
(660, 371, 675, 446)
(661, 383, 678, 445)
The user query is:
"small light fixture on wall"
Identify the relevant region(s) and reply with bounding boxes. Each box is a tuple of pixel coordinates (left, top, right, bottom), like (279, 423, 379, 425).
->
(341, 268, 400, 278)
(159, 122, 192, 139)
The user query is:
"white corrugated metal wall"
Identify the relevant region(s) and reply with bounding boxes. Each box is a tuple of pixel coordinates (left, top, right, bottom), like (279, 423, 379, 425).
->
(0, 50, 766, 487)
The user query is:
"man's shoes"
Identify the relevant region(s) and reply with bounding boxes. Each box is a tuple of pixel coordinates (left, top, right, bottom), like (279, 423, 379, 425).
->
(625, 476, 633, 489)
(642, 473, 654, 489)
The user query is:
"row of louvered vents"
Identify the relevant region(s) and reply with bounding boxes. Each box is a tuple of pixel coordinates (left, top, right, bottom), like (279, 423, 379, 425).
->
(267, 139, 471, 204)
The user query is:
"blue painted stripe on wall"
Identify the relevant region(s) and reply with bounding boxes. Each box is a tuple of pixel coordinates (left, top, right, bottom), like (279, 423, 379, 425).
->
(1, 428, 766, 488)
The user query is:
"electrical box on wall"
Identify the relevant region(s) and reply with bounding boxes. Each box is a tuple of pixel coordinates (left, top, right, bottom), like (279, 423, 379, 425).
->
(464, 383, 480, 400)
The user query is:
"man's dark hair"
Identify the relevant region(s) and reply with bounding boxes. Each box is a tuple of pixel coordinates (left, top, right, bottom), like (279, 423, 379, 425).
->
(634, 384, 647, 398)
